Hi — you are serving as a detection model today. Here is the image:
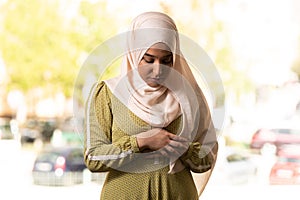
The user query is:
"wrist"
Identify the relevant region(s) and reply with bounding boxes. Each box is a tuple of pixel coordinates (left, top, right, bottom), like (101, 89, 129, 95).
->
(136, 137, 148, 151)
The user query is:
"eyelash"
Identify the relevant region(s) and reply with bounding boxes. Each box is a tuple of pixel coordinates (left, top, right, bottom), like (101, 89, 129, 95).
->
(161, 60, 172, 65)
(143, 57, 172, 64)
(144, 59, 154, 63)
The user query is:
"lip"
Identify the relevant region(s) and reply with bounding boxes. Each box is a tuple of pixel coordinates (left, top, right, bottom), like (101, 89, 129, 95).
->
(149, 77, 160, 82)
(146, 78, 161, 86)
(151, 77, 160, 80)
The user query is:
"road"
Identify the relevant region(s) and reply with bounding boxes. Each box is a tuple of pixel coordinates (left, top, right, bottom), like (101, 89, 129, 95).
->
(0, 140, 298, 200)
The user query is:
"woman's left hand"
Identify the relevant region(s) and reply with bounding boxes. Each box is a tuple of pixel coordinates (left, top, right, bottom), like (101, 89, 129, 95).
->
(158, 135, 190, 161)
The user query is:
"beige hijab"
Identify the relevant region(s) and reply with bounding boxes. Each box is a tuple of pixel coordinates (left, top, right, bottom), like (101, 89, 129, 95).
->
(105, 12, 216, 176)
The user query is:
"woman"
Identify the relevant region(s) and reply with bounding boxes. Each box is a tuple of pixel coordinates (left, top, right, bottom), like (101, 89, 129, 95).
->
(84, 11, 218, 200)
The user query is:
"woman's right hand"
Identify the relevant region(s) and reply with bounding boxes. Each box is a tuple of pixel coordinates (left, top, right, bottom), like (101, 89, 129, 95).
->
(136, 128, 189, 157)
(136, 128, 172, 151)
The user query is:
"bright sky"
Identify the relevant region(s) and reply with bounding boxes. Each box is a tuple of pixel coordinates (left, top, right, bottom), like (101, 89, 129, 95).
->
(222, 0, 299, 85)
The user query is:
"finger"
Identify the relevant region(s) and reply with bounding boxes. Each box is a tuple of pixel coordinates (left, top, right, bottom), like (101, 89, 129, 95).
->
(167, 142, 189, 157)
(168, 140, 189, 150)
(168, 134, 189, 142)
(163, 144, 182, 157)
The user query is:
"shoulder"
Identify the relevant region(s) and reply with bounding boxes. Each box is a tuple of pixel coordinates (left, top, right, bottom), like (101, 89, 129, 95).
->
(86, 81, 113, 109)
(93, 81, 112, 98)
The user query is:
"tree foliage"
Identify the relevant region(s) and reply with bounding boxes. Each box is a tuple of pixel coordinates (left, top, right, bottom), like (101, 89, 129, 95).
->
(0, 0, 256, 104)
(0, 0, 116, 97)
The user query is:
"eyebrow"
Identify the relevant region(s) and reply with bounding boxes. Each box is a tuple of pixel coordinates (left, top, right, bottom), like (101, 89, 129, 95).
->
(144, 53, 173, 59)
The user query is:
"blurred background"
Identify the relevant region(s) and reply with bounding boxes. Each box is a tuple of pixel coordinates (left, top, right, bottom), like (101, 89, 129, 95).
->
(0, 0, 300, 199)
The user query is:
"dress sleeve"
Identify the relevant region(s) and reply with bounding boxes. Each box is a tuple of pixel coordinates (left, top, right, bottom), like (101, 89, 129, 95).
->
(180, 103, 218, 173)
(179, 141, 216, 173)
(84, 81, 140, 172)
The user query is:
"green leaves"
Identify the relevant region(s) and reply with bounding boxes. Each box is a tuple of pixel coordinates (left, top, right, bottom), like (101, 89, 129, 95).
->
(0, 0, 116, 97)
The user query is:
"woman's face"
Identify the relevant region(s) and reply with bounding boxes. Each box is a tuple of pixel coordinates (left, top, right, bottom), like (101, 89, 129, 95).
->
(138, 43, 173, 87)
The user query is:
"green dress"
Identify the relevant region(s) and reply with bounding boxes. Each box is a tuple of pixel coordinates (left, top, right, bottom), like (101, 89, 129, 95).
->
(84, 81, 212, 200)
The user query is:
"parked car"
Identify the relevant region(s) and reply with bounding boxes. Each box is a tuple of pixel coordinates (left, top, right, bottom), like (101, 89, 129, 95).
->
(32, 146, 86, 186)
(0, 117, 14, 140)
(250, 128, 300, 153)
(209, 147, 258, 185)
(269, 145, 300, 185)
(50, 129, 83, 147)
(50, 117, 83, 147)
(38, 118, 59, 143)
(20, 119, 41, 144)
(19, 117, 59, 145)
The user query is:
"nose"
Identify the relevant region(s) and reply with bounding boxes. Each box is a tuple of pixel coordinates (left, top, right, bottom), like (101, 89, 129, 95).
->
(152, 63, 161, 77)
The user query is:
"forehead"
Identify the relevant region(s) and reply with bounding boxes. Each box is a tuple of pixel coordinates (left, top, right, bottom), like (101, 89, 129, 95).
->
(145, 43, 172, 57)
(150, 42, 171, 51)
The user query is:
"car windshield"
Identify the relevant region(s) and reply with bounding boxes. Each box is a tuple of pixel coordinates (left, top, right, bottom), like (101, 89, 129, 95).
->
(36, 152, 60, 163)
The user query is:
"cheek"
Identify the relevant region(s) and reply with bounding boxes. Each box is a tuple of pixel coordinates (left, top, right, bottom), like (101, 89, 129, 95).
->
(163, 66, 172, 75)
(138, 65, 150, 79)
(138, 63, 152, 75)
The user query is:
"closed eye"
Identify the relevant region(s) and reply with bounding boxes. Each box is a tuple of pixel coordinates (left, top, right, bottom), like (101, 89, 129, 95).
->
(142, 53, 173, 65)
(161, 57, 173, 65)
(143, 57, 154, 63)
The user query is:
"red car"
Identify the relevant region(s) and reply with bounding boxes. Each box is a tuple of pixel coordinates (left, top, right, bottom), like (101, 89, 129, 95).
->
(269, 145, 300, 185)
(250, 128, 300, 152)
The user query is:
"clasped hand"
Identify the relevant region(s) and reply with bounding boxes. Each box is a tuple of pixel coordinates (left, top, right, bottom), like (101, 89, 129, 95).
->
(136, 128, 190, 161)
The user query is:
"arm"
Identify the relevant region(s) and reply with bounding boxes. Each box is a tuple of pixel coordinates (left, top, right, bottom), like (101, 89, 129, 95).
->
(179, 141, 218, 173)
(84, 82, 140, 172)
(180, 91, 218, 173)
(179, 119, 218, 173)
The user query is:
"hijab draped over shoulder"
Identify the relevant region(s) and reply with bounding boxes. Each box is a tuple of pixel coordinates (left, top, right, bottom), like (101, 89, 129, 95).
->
(104, 11, 217, 180)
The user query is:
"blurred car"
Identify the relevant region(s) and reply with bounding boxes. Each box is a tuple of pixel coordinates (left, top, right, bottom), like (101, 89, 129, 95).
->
(269, 145, 300, 185)
(32, 146, 86, 186)
(38, 118, 59, 143)
(210, 147, 258, 185)
(250, 128, 300, 153)
(19, 117, 59, 145)
(20, 119, 41, 144)
(50, 117, 83, 147)
(0, 117, 14, 140)
(51, 129, 83, 147)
